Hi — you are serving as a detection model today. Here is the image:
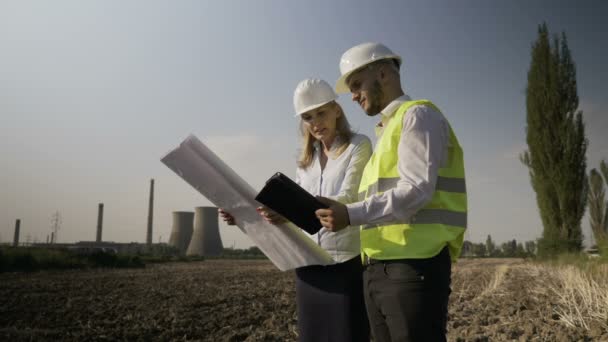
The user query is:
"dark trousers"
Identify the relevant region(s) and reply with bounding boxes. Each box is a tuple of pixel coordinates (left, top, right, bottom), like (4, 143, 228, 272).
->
(363, 247, 451, 342)
(295, 256, 370, 342)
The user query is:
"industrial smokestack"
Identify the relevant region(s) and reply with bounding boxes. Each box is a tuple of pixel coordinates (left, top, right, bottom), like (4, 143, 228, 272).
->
(51, 232, 55, 244)
(146, 179, 154, 246)
(13, 219, 20, 247)
(168, 211, 194, 255)
(96, 203, 104, 242)
(187, 207, 223, 257)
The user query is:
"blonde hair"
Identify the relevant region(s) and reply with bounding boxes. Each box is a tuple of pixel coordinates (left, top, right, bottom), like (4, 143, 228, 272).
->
(297, 101, 354, 169)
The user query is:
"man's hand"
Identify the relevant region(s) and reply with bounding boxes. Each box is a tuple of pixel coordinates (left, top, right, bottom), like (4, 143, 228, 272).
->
(315, 197, 350, 232)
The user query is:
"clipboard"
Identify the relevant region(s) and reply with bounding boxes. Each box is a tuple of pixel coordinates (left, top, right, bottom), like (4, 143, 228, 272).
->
(255, 172, 328, 234)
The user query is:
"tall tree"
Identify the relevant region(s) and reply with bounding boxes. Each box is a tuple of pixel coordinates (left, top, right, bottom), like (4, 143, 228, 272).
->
(486, 235, 496, 257)
(521, 23, 588, 256)
(588, 160, 608, 254)
(524, 240, 537, 256)
(460, 240, 474, 257)
(472, 243, 487, 257)
(516, 243, 526, 258)
(501, 240, 517, 257)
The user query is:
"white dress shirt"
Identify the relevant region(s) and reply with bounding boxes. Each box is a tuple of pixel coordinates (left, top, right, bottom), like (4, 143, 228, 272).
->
(346, 95, 450, 227)
(296, 133, 372, 262)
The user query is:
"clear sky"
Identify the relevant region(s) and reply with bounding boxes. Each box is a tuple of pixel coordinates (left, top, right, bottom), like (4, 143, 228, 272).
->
(1, 1, 606, 248)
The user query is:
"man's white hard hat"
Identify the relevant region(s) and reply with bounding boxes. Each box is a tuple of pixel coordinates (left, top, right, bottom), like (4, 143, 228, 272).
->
(293, 78, 338, 116)
(335, 42, 402, 94)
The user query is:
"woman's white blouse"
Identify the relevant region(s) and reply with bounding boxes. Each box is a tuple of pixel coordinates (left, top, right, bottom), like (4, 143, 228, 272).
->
(295, 133, 372, 262)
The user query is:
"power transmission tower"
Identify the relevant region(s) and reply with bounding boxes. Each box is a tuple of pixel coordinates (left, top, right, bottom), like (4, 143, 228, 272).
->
(51, 211, 62, 244)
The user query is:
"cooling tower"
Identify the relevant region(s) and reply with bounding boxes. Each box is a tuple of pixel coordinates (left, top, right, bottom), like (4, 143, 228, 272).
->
(168, 211, 194, 255)
(187, 206, 224, 256)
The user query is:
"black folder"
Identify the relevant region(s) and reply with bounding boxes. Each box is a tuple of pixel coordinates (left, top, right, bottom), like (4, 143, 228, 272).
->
(255, 172, 328, 235)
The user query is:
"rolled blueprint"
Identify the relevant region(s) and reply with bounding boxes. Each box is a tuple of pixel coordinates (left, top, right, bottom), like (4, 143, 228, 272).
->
(161, 135, 335, 271)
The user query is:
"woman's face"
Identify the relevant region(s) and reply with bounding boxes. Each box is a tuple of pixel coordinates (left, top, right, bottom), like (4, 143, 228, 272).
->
(300, 102, 340, 143)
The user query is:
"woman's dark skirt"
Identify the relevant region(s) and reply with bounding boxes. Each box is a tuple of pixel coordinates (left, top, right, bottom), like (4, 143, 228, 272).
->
(295, 255, 370, 342)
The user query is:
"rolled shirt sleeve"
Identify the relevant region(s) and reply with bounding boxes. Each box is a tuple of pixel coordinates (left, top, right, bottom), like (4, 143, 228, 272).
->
(346, 105, 449, 226)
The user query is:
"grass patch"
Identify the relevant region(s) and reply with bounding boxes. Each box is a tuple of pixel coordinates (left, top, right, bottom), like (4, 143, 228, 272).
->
(531, 253, 608, 331)
(536, 252, 608, 279)
(0, 247, 144, 272)
(139, 255, 206, 263)
(545, 264, 608, 330)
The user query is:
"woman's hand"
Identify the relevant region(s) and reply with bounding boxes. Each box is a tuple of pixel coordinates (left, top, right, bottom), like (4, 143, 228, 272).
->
(218, 208, 236, 225)
(257, 206, 287, 225)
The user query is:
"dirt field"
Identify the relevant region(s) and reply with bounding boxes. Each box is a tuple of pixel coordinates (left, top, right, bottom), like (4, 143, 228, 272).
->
(1, 259, 606, 341)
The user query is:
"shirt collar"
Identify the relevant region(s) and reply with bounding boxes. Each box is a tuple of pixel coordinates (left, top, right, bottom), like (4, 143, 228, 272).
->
(380, 94, 412, 123)
(313, 135, 343, 153)
(374, 94, 412, 136)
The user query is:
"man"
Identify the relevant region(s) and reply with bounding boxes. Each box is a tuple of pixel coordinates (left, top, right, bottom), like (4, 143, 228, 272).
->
(315, 42, 467, 342)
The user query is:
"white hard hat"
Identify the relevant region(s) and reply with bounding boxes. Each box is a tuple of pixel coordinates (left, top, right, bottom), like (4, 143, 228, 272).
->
(293, 78, 338, 116)
(335, 42, 402, 94)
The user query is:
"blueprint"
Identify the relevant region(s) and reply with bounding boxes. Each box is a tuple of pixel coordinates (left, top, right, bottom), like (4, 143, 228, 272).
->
(161, 135, 335, 271)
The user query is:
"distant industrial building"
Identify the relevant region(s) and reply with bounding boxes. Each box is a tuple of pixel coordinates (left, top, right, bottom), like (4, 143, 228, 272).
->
(7, 180, 224, 257)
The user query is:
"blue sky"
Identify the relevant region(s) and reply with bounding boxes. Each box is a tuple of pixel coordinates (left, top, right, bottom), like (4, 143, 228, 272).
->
(1, 1, 606, 248)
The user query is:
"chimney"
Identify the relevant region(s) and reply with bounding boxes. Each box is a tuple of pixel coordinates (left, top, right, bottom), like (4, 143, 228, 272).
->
(96, 203, 104, 242)
(13, 219, 20, 247)
(146, 179, 154, 246)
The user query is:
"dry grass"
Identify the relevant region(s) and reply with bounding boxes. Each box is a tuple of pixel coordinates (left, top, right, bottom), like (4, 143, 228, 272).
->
(479, 264, 509, 297)
(545, 263, 608, 330)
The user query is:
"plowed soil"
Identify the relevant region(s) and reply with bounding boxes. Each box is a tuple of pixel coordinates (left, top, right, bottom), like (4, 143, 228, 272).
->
(1, 259, 606, 341)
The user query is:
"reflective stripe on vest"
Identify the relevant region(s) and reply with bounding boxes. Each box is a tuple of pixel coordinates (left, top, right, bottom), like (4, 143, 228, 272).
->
(358, 176, 466, 200)
(358, 100, 467, 262)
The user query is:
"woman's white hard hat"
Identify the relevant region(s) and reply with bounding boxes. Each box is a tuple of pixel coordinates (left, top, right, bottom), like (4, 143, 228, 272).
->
(335, 42, 402, 94)
(293, 78, 338, 116)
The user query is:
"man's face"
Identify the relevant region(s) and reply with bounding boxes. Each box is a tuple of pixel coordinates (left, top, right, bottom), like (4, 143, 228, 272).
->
(346, 67, 384, 116)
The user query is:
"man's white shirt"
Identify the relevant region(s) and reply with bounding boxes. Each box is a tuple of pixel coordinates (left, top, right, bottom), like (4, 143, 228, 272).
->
(346, 95, 450, 227)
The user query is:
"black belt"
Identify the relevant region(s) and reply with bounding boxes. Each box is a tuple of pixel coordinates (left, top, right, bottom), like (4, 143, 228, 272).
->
(363, 255, 396, 266)
(363, 247, 449, 266)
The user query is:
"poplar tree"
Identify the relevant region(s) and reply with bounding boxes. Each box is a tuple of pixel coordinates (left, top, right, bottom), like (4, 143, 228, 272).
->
(485, 235, 496, 257)
(521, 23, 588, 256)
(588, 160, 608, 254)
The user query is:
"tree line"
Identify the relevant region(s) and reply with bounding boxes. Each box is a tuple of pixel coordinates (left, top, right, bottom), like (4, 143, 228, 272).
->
(461, 235, 536, 258)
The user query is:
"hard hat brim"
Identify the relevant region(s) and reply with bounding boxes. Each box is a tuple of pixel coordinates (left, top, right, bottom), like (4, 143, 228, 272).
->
(294, 98, 336, 116)
(335, 71, 357, 94)
(335, 55, 402, 94)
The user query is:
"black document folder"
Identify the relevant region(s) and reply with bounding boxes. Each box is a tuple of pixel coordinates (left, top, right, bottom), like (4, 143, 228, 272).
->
(255, 172, 328, 235)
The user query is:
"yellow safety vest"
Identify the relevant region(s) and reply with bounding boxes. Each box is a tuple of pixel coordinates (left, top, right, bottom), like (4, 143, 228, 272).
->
(358, 100, 467, 262)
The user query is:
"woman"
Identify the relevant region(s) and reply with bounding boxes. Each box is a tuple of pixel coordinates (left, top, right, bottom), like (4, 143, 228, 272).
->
(219, 78, 372, 342)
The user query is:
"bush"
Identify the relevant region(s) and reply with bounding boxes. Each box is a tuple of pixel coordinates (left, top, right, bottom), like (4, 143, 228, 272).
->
(0, 247, 145, 272)
(534, 252, 608, 277)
